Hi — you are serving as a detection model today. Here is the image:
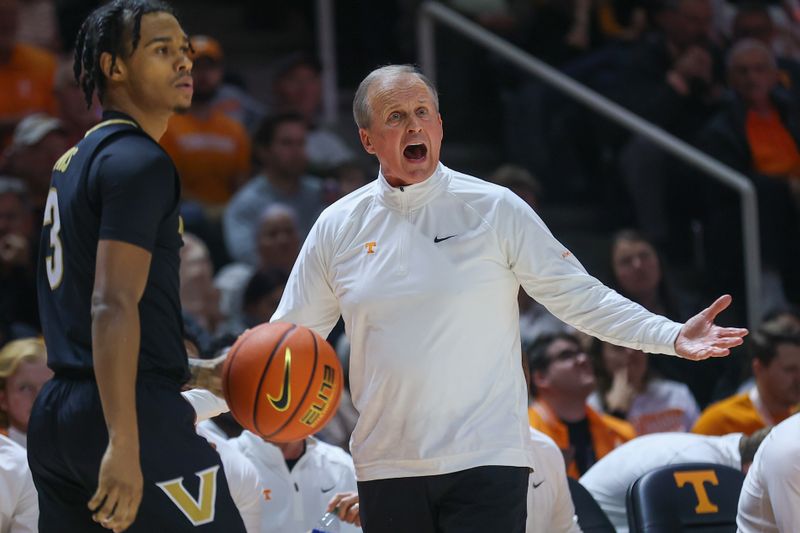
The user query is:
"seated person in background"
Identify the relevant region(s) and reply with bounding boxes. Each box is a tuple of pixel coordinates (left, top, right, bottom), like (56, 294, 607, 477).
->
(609, 229, 719, 406)
(0, 338, 52, 447)
(321, 159, 372, 206)
(730, 3, 800, 91)
(0, 432, 37, 532)
(587, 337, 700, 434)
(527, 332, 635, 478)
(737, 413, 800, 533)
(223, 113, 325, 265)
(53, 59, 101, 146)
(580, 428, 770, 533)
(181, 35, 264, 134)
(216, 203, 300, 330)
(0, 177, 39, 336)
(693, 313, 800, 435)
(231, 430, 362, 533)
(218, 268, 289, 338)
(180, 233, 224, 338)
(0, 113, 68, 226)
(698, 38, 800, 310)
(270, 52, 354, 174)
(160, 35, 252, 210)
(0, 0, 57, 148)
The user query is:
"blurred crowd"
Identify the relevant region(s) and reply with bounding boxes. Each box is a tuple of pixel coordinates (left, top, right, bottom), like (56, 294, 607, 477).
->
(2, 0, 800, 531)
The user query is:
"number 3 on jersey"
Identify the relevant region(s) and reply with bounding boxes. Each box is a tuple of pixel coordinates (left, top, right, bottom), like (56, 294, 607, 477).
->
(43, 188, 63, 290)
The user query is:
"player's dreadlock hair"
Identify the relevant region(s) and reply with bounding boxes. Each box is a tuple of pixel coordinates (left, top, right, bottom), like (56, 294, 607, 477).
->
(73, 0, 177, 107)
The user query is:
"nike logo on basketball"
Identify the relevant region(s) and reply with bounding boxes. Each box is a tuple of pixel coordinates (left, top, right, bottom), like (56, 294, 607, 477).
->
(267, 348, 292, 411)
(434, 234, 457, 243)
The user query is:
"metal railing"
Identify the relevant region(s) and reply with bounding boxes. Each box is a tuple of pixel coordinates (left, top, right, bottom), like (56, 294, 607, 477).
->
(417, 1, 762, 328)
(316, 0, 338, 125)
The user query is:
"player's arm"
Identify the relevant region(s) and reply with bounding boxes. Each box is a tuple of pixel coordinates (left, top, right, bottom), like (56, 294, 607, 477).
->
(85, 137, 177, 533)
(88, 240, 151, 532)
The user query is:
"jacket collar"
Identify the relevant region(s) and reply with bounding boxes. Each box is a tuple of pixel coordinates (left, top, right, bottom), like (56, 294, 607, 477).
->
(375, 162, 450, 211)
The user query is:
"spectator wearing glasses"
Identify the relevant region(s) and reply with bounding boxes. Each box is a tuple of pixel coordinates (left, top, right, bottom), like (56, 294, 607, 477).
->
(527, 332, 635, 478)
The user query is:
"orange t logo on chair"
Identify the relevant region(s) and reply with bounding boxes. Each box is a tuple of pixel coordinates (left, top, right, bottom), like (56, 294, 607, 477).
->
(673, 470, 720, 514)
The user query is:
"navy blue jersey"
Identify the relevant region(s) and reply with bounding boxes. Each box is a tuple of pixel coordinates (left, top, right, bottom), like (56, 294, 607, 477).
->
(37, 111, 188, 384)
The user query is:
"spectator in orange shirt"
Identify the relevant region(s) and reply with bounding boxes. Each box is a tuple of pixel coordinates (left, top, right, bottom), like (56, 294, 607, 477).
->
(160, 35, 251, 209)
(527, 332, 635, 478)
(0, 0, 58, 148)
(699, 38, 800, 310)
(693, 313, 800, 436)
(179, 35, 264, 134)
(271, 52, 354, 174)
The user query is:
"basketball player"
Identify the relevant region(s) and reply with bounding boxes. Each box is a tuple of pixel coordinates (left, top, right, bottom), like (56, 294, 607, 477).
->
(737, 413, 800, 532)
(271, 64, 748, 531)
(27, 1, 245, 531)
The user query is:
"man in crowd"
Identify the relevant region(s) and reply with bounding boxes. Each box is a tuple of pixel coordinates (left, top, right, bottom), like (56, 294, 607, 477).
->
(693, 313, 800, 435)
(270, 64, 746, 529)
(527, 332, 636, 478)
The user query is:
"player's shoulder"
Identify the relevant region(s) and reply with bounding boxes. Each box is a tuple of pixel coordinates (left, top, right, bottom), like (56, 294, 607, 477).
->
(90, 128, 174, 178)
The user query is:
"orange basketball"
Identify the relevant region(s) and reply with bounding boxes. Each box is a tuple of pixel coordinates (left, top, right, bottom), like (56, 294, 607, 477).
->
(222, 322, 343, 442)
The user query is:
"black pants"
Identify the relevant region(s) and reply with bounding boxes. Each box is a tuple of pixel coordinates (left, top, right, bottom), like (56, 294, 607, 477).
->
(357, 465, 529, 533)
(28, 377, 246, 532)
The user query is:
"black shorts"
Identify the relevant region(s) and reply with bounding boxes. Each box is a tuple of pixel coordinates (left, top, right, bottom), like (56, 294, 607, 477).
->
(27, 376, 246, 533)
(357, 465, 529, 533)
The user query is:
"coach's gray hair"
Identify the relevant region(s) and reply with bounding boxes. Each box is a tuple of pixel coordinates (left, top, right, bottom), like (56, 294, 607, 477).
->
(352, 65, 439, 129)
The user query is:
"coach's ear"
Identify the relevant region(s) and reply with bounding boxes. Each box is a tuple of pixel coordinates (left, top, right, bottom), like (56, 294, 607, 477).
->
(0, 388, 8, 414)
(359, 128, 375, 155)
(100, 51, 127, 83)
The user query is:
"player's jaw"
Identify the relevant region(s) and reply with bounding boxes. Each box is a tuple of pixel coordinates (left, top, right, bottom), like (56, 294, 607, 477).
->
(172, 72, 194, 112)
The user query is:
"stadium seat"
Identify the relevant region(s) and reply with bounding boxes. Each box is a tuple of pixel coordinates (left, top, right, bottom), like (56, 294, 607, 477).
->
(626, 462, 745, 533)
(567, 477, 616, 533)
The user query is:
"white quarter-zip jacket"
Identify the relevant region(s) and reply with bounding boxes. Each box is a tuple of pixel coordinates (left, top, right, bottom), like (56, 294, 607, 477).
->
(231, 433, 361, 533)
(273, 163, 683, 481)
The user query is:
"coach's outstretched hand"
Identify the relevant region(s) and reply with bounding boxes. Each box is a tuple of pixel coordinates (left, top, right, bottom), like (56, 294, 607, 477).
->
(674, 294, 748, 361)
(89, 441, 143, 532)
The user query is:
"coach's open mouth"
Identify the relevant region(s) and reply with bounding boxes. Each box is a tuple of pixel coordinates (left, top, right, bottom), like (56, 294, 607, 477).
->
(403, 142, 427, 161)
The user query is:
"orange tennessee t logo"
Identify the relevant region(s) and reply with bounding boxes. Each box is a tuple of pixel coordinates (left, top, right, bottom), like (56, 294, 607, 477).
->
(365, 241, 377, 254)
